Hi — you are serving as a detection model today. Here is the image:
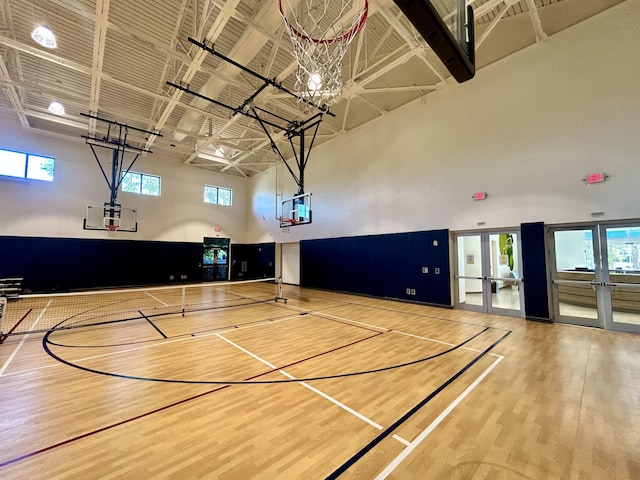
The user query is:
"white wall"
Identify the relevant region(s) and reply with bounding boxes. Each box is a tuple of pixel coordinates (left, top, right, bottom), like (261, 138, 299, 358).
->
(0, 124, 249, 243)
(281, 242, 300, 285)
(248, 1, 640, 243)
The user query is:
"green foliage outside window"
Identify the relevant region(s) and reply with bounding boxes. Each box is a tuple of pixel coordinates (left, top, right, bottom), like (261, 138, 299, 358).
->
(204, 184, 232, 206)
(0, 149, 54, 181)
(122, 171, 160, 196)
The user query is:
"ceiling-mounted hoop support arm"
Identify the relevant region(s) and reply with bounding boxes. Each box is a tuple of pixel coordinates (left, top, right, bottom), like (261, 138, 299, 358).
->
(168, 37, 335, 195)
(81, 113, 162, 208)
(187, 37, 335, 117)
(284, 113, 323, 195)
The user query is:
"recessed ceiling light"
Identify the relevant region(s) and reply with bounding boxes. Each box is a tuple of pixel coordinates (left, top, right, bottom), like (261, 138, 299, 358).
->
(48, 101, 65, 115)
(31, 25, 57, 49)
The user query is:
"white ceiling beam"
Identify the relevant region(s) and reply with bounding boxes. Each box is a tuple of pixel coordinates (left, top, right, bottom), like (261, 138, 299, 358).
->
(0, 1, 28, 128)
(147, 0, 191, 128)
(144, 0, 243, 151)
(0, 34, 91, 74)
(0, 55, 28, 127)
(361, 85, 438, 94)
(476, 0, 519, 49)
(525, 0, 548, 43)
(377, 5, 447, 82)
(87, 0, 110, 135)
(23, 109, 87, 129)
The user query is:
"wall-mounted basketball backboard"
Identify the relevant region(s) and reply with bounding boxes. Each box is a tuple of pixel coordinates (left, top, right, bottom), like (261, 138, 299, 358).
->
(84, 204, 137, 232)
(280, 192, 312, 227)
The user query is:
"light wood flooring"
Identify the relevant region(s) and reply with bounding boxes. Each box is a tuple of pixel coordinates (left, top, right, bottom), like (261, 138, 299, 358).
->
(0, 282, 638, 479)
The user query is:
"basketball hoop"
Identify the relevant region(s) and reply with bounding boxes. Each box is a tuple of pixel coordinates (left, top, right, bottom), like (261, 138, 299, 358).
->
(278, 216, 298, 227)
(278, 0, 368, 107)
(106, 224, 119, 232)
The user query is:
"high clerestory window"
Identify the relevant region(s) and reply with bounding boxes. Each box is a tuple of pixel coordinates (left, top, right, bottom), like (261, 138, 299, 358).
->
(204, 185, 232, 206)
(121, 171, 161, 196)
(0, 148, 55, 182)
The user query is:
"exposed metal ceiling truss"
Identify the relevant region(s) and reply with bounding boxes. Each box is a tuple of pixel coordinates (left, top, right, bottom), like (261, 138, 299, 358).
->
(0, 0, 625, 177)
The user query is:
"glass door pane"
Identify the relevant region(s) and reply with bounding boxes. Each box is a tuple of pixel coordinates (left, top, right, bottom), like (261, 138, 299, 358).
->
(487, 232, 523, 314)
(456, 235, 484, 310)
(552, 228, 601, 327)
(603, 225, 640, 333)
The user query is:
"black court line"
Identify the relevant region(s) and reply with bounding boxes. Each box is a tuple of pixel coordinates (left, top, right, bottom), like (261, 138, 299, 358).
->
(45, 310, 300, 349)
(42, 322, 490, 385)
(325, 330, 511, 479)
(139, 310, 167, 339)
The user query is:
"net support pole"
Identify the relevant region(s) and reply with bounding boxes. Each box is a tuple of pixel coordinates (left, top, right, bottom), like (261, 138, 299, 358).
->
(181, 286, 186, 317)
(275, 277, 287, 303)
(0, 296, 6, 343)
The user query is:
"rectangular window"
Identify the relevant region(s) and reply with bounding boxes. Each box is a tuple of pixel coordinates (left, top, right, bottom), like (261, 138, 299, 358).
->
(204, 185, 232, 206)
(121, 171, 161, 196)
(0, 148, 54, 181)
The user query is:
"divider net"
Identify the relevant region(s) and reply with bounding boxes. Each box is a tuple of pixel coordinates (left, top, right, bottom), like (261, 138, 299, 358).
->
(0, 279, 277, 340)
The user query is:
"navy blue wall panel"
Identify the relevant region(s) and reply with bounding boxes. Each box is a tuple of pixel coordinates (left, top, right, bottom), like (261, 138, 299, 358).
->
(231, 242, 275, 280)
(300, 240, 318, 287)
(396, 233, 413, 299)
(427, 229, 452, 306)
(411, 231, 430, 302)
(355, 236, 372, 295)
(256, 243, 275, 279)
(520, 222, 551, 321)
(0, 236, 203, 293)
(334, 237, 357, 292)
(300, 229, 451, 307)
(380, 234, 398, 298)
(230, 244, 248, 280)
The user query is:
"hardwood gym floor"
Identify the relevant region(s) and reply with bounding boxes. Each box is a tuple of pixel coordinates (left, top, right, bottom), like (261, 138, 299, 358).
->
(0, 283, 638, 479)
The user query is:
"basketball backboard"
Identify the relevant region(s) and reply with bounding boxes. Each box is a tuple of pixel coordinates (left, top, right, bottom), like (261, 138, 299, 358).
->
(393, 0, 475, 83)
(280, 192, 312, 227)
(84, 204, 137, 232)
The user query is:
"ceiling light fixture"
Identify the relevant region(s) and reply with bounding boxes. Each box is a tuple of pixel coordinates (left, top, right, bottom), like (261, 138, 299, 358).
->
(48, 101, 65, 115)
(31, 25, 57, 48)
(307, 72, 323, 91)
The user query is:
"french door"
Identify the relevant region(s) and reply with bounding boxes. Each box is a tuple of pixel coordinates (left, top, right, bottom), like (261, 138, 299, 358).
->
(550, 222, 640, 333)
(454, 230, 524, 317)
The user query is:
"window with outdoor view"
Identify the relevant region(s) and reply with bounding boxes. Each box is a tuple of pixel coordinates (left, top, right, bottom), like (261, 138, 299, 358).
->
(121, 171, 161, 196)
(0, 148, 55, 182)
(204, 185, 232, 206)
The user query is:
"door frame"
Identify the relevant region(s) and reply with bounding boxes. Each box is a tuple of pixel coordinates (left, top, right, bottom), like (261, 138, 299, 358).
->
(453, 229, 525, 317)
(548, 219, 640, 333)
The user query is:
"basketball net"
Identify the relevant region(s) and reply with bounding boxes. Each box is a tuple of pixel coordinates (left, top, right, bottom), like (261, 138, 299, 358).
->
(279, 0, 368, 107)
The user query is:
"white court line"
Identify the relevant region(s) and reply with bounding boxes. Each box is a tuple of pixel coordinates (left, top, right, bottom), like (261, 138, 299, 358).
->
(216, 333, 397, 435)
(0, 300, 52, 376)
(2, 314, 303, 378)
(282, 307, 499, 356)
(374, 355, 505, 480)
(145, 291, 169, 307)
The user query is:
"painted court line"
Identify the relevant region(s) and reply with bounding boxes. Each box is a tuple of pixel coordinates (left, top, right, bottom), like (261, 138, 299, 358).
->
(0, 300, 51, 376)
(2, 314, 303, 378)
(217, 333, 403, 438)
(374, 355, 505, 479)
(284, 307, 498, 357)
(145, 291, 169, 307)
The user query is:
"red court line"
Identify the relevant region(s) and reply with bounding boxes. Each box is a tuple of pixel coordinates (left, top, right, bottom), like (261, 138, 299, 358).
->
(0, 331, 383, 468)
(1, 308, 33, 343)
